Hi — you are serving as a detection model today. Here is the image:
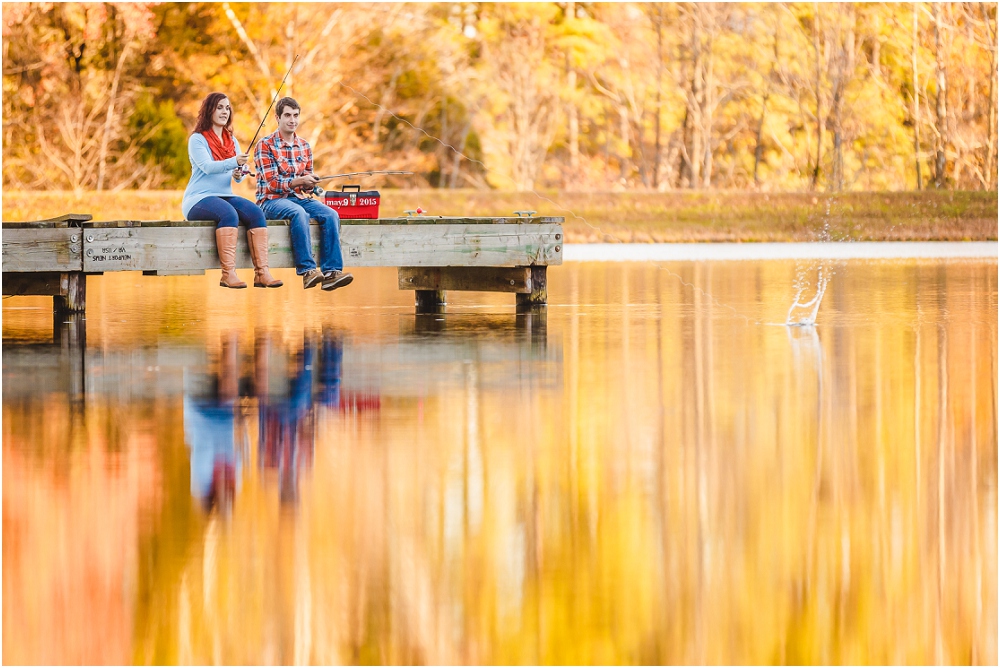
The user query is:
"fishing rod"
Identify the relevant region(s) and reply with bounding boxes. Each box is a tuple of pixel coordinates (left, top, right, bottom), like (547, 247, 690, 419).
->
(307, 171, 414, 197)
(238, 54, 299, 177)
(312, 170, 414, 183)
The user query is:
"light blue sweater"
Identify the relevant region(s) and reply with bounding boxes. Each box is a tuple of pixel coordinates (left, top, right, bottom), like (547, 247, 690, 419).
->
(181, 133, 248, 219)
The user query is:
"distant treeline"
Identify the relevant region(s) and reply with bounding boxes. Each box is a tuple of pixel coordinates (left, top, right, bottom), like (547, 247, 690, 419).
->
(2, 2, 997, 192)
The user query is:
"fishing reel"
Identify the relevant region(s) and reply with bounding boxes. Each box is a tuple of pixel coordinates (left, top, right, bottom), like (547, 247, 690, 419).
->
(293, 185, 324, 199)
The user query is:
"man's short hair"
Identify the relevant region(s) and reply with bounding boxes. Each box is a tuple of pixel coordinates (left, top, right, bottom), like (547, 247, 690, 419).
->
(275, 97, 300, 118)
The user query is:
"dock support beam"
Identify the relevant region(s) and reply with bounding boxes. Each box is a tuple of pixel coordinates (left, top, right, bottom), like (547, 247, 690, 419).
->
(414, 290, 447, 314)
(515, 266, 547, 311)
(400, 265, 548, 313)
(54, 272, 87, 313)
(2, 271, 87, 313)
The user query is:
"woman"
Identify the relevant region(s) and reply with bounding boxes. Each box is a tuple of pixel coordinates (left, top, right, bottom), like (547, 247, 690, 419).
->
(182, 92, 282, 288)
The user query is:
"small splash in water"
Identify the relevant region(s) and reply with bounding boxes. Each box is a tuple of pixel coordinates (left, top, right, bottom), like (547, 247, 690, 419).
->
(786, 264, 833, 327)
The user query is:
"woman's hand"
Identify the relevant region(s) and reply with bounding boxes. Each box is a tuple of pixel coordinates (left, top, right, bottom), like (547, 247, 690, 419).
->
(236, 153, 249, 166)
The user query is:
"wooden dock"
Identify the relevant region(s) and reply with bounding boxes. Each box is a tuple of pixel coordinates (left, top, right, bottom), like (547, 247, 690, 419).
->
(2, 213, 564, 313)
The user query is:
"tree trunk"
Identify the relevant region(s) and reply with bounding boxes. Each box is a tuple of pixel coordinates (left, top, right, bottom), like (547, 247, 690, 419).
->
(618, 100, 630, 182)
(933, 3, 948, 188)
(812, 2, 823, 191)
(982, 4, 998, 190)
(912, 3, 923, 190)
(830, 21, 854, 192)
(754, 92, 768, 188)
(448, 123, 471, 188)
(96, 42, 133, 192)
(754, 13, 781, 189)
(689, 9, 704, 189)
(702, 49, 715, 188)
(372, 68, 399, 149)
(566, 1, 579, 184)
(679, 108, 692, 187)
(832, 124, 842, 190)
(568, 67, 579, 177)
(653, 3, 664, 189)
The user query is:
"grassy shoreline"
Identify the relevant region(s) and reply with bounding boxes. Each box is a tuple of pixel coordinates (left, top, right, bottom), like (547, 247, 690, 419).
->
(2, 189, 995, 242)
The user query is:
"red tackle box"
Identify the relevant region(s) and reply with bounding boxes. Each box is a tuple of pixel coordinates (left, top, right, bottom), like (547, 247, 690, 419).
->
(324, 185, 380, 219)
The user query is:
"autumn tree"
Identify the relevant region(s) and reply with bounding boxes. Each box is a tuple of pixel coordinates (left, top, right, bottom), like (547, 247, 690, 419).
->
(2, 2, 164, 192)
(2, 2, 996, 193)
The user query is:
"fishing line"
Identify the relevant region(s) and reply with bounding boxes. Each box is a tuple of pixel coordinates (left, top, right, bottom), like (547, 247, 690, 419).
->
(336, 79, 759, 325)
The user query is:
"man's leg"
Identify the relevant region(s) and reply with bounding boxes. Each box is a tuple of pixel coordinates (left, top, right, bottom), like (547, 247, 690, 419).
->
(260, 198, 317, 274)
(296, 198, 345, 274)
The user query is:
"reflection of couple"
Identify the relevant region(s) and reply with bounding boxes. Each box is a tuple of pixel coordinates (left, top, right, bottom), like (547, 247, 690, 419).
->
(183, 330, 343, 511)
(257, 333, 343, 504)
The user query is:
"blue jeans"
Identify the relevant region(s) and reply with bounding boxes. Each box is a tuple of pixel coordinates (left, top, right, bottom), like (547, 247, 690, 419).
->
(260, 197, 343, 274)
(187, 196, 266, 229)
(318, 334, 343, 408)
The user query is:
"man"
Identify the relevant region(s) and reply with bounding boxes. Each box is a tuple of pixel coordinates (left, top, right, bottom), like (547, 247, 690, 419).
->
(254, 97, 353, 291)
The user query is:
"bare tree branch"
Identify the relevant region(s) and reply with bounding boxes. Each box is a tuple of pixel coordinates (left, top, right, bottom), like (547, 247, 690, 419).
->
(222, 2, 272, 81)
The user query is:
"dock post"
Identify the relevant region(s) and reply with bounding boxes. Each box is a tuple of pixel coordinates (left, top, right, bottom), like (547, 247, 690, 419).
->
(414, 289, 446, 314)
(515, 266, 547, 311)
(53, 272, 86, 313)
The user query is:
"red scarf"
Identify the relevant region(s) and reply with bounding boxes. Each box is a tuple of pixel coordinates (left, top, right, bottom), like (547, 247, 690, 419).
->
(202, 129, 236, 161)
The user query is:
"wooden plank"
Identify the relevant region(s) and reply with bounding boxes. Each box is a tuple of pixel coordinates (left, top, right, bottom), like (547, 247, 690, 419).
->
(85, 219, 264, 229)
(340, 224, 562, 267)
(142, 269, 207, 276)
(7, 216, 564, 228)
(2, 228, 83, 271)
(82, 226, 243, 272)
(2, 271, 66, 296)
(399, 266, 532, 293)
(80, 223, 562, 272)
(1, 213, 92, 228)
(341, 216, 565, 225)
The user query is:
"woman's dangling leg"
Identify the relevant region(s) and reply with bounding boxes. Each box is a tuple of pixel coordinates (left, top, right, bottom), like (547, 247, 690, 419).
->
(226, 196, 283, 288)
(189, 197, 246, 288)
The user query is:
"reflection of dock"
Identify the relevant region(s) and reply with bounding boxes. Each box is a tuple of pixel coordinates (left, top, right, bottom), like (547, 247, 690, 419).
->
(353, 312, 557, 395)
(2, 315, 561, 400)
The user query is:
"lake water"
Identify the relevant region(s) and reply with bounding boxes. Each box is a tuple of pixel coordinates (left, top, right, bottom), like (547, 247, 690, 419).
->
(3, 257, 997, 664)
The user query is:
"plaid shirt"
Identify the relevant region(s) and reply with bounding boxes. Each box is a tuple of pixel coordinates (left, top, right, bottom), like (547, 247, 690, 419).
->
(254, 131, 313, 204)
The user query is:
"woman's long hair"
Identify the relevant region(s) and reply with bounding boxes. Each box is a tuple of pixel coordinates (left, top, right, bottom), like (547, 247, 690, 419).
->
(193, 92, 234, 135)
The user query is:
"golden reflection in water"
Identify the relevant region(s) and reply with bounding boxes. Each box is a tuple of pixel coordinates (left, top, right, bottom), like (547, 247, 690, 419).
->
(2, 261, 997, 665)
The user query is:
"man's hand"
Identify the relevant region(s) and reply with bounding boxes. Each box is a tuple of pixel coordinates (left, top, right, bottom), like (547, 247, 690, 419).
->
(236, 153, 249, 166)
(291, 174, 319, 190)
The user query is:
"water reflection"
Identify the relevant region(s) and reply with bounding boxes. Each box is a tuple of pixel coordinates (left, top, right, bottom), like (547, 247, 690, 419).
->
(2, 262, 996, 664)
(185, 329, 395, 511)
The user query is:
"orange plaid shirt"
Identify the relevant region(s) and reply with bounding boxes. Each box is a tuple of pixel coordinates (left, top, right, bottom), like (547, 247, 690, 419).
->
(254, 131, 313, 204)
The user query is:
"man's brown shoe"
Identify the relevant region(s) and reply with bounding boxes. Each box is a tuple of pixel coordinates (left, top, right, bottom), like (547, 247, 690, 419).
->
(322, 270, 354, 291)
(302, 268, 325, 289)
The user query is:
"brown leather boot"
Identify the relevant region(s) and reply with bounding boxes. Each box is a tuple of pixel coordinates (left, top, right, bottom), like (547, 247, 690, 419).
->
(215, 227, 247, 289)
(247, 227, 283, 288)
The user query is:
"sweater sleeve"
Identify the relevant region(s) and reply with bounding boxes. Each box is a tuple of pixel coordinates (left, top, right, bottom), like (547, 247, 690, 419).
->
(231, 138, 245, 184)
(189, 134, 238, 175)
